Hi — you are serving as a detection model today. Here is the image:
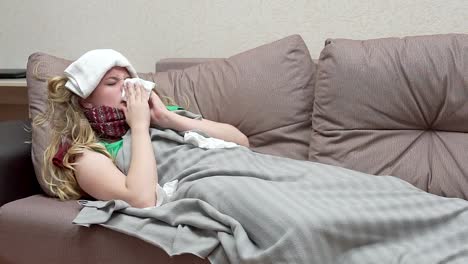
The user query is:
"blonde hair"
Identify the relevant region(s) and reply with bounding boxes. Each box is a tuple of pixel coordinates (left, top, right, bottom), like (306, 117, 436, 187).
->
(33, 76, 110, 200)
(33, 76, 186, 200)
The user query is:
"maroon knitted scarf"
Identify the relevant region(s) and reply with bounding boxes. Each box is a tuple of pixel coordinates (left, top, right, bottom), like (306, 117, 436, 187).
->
(52, 105, 128, 168)
(82, 105, 129, 140)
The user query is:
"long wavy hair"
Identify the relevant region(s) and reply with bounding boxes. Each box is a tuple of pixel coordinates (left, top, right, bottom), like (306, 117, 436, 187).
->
(33, 76, 186, 200)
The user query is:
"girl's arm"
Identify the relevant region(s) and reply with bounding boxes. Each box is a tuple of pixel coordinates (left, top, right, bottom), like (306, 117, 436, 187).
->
(161, 112, 250, 147)
(149, 92, 249, 147)
(75, 83, 157, 208)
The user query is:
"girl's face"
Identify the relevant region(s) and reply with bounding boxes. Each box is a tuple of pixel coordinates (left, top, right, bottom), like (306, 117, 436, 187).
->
(82, 66, 130, 109)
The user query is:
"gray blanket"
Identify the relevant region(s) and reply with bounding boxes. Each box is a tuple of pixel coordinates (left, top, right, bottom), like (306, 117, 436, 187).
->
(73, 124, 468, 263)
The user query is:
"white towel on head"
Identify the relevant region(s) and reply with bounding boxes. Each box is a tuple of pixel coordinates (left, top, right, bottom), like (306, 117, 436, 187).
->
(64, 49, 138, 98)
(121, 78, 155, 101)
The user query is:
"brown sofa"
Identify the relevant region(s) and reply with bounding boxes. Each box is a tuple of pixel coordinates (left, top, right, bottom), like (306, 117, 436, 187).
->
(1, 33, 467, 264)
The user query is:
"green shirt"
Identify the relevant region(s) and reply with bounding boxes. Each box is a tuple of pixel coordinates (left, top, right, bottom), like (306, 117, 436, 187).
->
(100, 105, 184, 159)
(100, 139, 123, 160)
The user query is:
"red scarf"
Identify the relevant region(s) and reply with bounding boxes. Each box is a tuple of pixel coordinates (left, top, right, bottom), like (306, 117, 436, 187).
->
(52, 105, 128, 168)
(82, 105, 129, 140)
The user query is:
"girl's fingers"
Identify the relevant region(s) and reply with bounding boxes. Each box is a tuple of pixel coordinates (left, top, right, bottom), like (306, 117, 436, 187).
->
(140, 85, 147, 102)
(124, 83, 128, 99)
(134, 83, 142, 101)
(127, 82, 135, 103)
(126, 82, 148, 103)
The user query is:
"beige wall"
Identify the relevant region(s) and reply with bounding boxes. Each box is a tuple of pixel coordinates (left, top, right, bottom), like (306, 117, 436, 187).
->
(1, 0, 467, 72)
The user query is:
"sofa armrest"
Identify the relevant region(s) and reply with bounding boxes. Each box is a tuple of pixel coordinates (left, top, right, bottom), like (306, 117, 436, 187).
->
(0, 120, 41, 207)
(155, 58, 223, 72)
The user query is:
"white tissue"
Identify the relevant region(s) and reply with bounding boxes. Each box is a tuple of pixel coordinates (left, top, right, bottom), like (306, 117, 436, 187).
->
(155, 179, 179, 207)
(144, 179, 179, 209)
(184, 131, 239, 149)
(161, 180, 178, 197)
(121, 78, 155, 101)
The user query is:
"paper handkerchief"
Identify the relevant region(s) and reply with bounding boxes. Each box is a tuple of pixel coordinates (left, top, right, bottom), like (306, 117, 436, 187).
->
(121, 78, 155, 101)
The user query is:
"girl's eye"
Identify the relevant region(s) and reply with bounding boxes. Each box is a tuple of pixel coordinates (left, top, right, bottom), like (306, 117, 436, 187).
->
(107, 83, 116, 86)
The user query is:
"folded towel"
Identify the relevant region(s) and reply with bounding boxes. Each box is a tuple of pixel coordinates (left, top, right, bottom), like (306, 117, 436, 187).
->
(121, 78, 155, 101)
(64, 49, 139, 98)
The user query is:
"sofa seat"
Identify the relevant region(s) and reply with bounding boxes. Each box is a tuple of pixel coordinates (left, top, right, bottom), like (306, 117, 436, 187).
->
(0, 195, 208, 264)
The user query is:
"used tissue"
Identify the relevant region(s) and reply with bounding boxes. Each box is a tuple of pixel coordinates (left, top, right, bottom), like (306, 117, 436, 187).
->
(121, 78, 155, 101)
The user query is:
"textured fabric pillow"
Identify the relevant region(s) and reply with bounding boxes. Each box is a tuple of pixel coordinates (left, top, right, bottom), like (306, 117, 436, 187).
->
(309, 33, 468, 199)
(140, 34, 316, 160)
(27, 53, 72, 196)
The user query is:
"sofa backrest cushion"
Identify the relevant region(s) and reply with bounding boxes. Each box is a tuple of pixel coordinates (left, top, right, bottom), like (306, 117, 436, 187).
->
(140, 34, 316, 160)
(309, 33, 468, 199)
(27, 53, 72, 196)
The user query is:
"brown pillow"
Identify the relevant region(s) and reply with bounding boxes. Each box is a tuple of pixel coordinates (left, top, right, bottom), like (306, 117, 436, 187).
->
(140, 34, 316, 160)
(309, 33, 468, 199)
(27, 53, 72, 196)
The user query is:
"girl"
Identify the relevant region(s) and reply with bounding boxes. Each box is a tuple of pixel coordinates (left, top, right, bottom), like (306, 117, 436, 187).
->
(34, 49, 249, 208)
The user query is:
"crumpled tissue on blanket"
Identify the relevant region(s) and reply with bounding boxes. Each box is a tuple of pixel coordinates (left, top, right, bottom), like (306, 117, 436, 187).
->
(146, 180, 179, 209)
(183, 131, 239, 149)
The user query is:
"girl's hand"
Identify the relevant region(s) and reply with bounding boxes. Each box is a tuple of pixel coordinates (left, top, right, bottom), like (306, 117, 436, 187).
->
(149, 91, 171, 127)
(122, 82, 150, 131)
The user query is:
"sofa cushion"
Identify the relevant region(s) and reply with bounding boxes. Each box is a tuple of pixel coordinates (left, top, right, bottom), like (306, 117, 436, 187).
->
(309, 33, 468, 199)
(140, 34, 316, 161)
(0, 195, 207, 264)
(27, 52, 72, 196)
